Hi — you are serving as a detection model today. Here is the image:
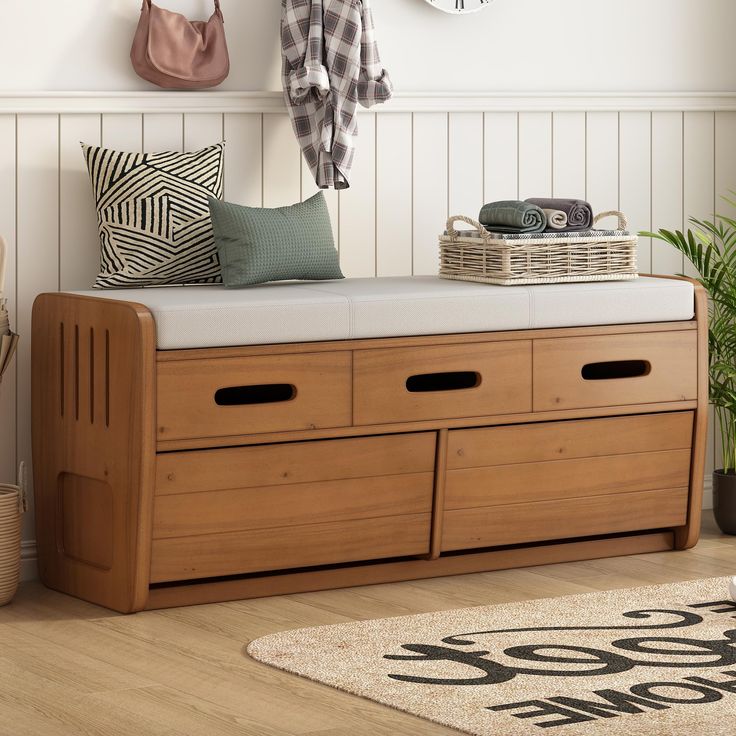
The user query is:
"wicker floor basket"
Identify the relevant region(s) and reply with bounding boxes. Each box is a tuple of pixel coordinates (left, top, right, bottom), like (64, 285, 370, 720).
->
(439, 211, 638, 286)
(0, 465, 26, 607)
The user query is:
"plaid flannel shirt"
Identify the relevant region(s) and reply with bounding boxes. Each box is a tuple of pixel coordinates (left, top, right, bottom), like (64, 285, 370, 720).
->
(281, 0, 393, 190)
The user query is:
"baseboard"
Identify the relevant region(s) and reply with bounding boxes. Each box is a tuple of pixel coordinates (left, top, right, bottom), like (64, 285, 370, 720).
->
(14, 474, 716, 583)
(20, 540, 37, 582)
(703, 475, 714, 512)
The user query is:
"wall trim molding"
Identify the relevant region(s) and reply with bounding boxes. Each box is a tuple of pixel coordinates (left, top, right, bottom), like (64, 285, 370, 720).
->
(15, 475, 718, 583)
(1, 91, 736, 114)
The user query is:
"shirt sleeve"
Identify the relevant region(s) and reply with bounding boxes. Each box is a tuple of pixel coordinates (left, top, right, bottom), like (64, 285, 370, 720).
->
(282, 0, 331, 105)
(357, 0, 393, 108)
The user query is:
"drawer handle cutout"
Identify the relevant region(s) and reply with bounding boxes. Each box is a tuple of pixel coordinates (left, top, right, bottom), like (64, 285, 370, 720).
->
(215, 384, 296, 406)
(581, 360, 651, 381)
(406, 371, 481, 393)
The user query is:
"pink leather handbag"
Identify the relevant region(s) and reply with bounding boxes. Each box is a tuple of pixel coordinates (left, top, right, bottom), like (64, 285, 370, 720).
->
(131, 0, 230, 90)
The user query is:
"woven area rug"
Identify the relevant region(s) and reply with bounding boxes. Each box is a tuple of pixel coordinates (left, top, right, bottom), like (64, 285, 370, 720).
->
(247, 578, 736, 735)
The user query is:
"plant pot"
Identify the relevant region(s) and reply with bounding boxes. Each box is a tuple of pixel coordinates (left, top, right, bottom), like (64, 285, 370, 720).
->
(0, 482, 22, 606)
(713, 470, 736, 535)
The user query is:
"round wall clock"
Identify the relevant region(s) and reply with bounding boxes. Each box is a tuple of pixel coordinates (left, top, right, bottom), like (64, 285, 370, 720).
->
(424, 0, 494, 14)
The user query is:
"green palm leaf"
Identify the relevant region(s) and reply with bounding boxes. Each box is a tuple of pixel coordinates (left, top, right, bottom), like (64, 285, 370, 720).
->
(646, 202, 736, 471)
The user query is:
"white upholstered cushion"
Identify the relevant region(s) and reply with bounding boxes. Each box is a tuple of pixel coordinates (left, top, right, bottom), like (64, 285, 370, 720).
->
(73, 276, 695, 350)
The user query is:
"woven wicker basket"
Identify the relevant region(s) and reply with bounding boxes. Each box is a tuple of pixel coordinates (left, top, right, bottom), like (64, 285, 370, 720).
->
(0, 464, 26, 607)
(439, 211, 638, 286)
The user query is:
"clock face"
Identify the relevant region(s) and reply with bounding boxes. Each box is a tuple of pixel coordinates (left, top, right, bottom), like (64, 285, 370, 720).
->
(425, 0, 493, 13)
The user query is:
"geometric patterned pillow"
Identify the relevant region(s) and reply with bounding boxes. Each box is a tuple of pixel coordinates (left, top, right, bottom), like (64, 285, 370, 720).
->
(82, 142, 224, 288)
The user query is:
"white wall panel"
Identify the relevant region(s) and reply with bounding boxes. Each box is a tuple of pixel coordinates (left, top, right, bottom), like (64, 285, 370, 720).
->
(552, 112, 585, 199)
(586, 112, 619, 217)
(484, 112, 518, 203)
(339, 113, 376, 278)
(143, 113, 184, 152)
(102, 114, 143, 152)
(716, 112, 736, 205)
(518, 112, 552, 200)
(448, 113, 483, 219)
(413, 113, 447, 275)
(376, 113, 413, 277)
(619, 112, 652, 273)
(184, 113, 223, 152)
(651, 112, 684, 274)
(223, 113, 262, 206)
(16, 114, 59, 540)
(262, 113, 301, 207)
(59, 114, 100, 290)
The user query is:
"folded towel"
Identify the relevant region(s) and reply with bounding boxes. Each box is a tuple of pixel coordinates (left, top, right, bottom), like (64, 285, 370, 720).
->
(525, 198, 593, 231)
(543, 208, 568, 230)
(478, 200, 546, 234)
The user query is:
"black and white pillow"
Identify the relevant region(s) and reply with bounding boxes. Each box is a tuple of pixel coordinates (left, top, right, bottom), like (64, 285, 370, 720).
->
(82, 142, 224, 288)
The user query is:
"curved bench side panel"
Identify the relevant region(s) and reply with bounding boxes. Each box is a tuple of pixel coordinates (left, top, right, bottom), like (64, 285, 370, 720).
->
(32, 293, 156, 612)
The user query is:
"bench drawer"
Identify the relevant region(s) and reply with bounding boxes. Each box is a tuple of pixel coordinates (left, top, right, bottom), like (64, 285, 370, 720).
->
(150, 432, 436, 582)
(157, 351, 352, 442)
(353, 341, 532, 426)
(533, 330, 697, 411)
(442, 488, 689, 551)
(447, 412, 694, 470)
(442, 412, 693, 551)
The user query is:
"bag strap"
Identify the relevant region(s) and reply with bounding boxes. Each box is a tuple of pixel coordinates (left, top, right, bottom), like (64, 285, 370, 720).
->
(17, 461, 27, 514)
(141, 0, 223, 19)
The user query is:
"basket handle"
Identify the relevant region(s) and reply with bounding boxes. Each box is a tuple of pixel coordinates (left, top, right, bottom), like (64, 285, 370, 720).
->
(593, 210, 628, 230)
(17, 461, 27, 514)
(446, 215, 489, 238)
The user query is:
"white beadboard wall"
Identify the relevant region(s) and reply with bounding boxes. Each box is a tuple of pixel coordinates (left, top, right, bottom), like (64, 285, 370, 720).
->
(2, 92, 736, 579)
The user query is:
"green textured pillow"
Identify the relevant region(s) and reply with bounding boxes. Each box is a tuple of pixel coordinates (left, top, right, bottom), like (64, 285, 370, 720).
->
(208, 193, 344, 287)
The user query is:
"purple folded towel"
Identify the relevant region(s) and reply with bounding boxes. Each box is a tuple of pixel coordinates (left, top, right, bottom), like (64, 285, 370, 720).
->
(525, 198, 593, 231)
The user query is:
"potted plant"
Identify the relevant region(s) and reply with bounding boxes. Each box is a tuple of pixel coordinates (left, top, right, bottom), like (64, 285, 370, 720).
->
(645, 201, 736, 533)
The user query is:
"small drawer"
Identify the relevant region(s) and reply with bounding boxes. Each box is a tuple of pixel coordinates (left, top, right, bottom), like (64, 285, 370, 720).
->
(533, 330, 697, 411)
(353, 341, 532, 426)
(157, 351, 352, 442)
(150, 432, 436, 582)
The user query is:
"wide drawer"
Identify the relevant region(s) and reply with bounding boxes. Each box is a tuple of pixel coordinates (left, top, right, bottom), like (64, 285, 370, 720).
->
(353, 341, 532, 426)
(150, 432, 436, 582)
(533, 330, 697, 411)
(447, 412, 694, 470)
(442, 488, 689, 551)
(157, 351, 352, 442)
(442, 412, 693, 551)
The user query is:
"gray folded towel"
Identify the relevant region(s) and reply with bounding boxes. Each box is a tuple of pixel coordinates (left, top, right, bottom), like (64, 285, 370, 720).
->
(478, 200, 546, 234)
(525, 198, 593, 231)
(543, 208, 568, 230)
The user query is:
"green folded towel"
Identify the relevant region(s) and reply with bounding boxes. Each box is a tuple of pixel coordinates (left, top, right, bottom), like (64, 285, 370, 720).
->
(478, 200, 546, 234)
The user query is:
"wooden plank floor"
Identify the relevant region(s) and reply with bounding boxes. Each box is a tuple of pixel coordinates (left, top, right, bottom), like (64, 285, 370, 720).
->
(1, 514, 735, 736)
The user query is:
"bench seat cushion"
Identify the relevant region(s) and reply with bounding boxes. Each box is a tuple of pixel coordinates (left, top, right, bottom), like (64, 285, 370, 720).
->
(73, 276, 695, 350)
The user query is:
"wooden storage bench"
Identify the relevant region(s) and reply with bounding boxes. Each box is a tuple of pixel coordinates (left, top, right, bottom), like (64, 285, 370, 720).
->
(31, 275, 707, 612)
